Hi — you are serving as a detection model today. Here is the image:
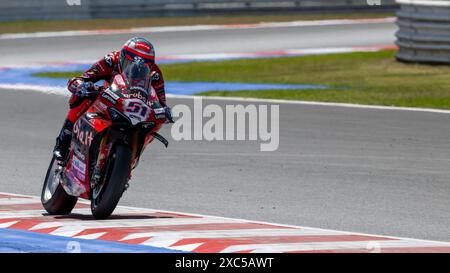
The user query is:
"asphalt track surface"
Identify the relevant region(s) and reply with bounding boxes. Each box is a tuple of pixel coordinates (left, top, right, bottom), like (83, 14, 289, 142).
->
(2, 21, 450, 243)
(0, 21, 395, 65)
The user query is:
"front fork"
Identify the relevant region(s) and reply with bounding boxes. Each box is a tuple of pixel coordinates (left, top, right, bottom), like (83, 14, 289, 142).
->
(90, 134, 109, 190)
(90, 130, 138, 193)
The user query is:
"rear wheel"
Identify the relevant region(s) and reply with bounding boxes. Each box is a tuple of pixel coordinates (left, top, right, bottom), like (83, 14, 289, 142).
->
(91, 144, 131, 219)
(41, 156, 78, 215)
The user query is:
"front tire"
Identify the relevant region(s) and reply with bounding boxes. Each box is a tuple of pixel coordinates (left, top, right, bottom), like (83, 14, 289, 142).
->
(91, 144, 131, 219)
(41, 156, 78, 215)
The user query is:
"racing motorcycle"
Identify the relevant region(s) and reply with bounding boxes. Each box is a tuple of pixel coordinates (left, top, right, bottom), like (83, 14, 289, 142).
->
(41, 61, 172, 219)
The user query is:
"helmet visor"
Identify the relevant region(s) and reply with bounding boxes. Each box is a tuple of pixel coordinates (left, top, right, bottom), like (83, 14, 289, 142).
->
(122, 60, 151, 95)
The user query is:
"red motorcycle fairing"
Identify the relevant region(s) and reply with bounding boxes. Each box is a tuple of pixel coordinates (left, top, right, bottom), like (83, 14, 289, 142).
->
(63, 109, 113, 199)
(61, 72, 166, 200)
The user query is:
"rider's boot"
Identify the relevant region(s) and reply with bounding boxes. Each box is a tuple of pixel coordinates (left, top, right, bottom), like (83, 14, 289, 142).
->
(54, 119, 74, 163)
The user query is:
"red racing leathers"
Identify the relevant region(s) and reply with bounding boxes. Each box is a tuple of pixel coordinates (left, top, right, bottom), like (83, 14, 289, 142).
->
(65, 51, 166, 124)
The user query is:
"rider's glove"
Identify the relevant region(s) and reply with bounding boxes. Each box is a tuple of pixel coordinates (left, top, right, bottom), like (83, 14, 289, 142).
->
(164, 106, 174, 124)
(77, 82, 99, 98)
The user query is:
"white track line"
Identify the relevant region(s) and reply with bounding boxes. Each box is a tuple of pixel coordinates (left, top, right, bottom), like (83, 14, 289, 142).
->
(397, 0, 450, 7)
(170, 94, 450, 114)
(224, 240, 450, 253)
(0, 206, 166, 219)
(0, 221, 19, 228)
(160, 45, 396, 61)
(0, 210, 83, 219)
(121, 228, 343, 242)
(0, 84, 68, 95)
(0, 18, 395, 40)
(0, 198, 44, 205)
(74, 232, 108, 240)
(31, 218, 245, 236)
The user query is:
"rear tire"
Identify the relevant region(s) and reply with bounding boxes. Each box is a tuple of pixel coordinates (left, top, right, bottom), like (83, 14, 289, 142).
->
(41, 156, 78, 215)
(91, 144, 131, 219)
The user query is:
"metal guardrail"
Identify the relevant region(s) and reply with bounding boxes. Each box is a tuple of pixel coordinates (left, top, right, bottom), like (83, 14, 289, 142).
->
(395, 0, 450, 64)
(0, 0, 397, 21)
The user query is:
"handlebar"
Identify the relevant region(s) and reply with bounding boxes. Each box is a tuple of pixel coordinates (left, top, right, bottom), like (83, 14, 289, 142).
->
(78, 82, 104, 98)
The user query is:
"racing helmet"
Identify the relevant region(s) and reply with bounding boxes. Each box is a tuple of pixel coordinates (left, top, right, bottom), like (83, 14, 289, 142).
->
(119, 37, 155, 73)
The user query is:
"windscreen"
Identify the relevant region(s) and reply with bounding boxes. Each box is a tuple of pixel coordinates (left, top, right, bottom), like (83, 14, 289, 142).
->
(121, 59, 151, 102)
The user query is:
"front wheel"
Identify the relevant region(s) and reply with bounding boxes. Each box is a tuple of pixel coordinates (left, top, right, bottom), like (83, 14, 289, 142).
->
(91, 144, 131, 219)
(41, 156, 78, 215)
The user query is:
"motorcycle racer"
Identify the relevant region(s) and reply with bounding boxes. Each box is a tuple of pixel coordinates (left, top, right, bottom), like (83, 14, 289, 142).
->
(54, 37, 172, 162)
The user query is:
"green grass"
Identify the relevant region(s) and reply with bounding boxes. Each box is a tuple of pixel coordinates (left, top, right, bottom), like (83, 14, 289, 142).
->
(35, 71, 80, 79)
(0, 12, 394, 34)
(33, 50, 450, 109)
